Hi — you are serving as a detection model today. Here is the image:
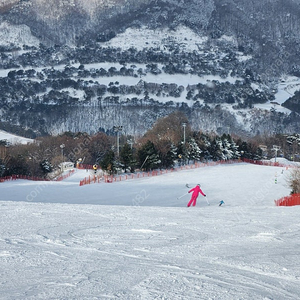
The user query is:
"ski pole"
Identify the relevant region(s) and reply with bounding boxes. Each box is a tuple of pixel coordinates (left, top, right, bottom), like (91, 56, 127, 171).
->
(177, 192, 188, 200)
(205, 196, 210, 205)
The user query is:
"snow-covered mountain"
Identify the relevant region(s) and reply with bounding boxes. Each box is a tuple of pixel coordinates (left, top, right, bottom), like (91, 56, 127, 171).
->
(0, 0, 300, 137)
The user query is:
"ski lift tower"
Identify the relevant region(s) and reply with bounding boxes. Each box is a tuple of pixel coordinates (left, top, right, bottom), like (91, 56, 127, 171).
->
(272, 145, 280, 163)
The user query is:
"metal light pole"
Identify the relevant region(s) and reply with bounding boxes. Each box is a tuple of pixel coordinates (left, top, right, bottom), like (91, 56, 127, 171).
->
(182, 123, 186, 144)
(272, 145, 280, 163)
(113, 126, 123, 156)
(60, 144, 65, 171)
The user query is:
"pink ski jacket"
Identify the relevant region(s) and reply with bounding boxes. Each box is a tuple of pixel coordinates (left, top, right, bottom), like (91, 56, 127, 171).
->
(189, 185, 205, 197)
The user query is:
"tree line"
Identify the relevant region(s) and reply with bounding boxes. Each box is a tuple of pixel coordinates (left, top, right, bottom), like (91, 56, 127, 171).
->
(1, 112, 300, 178)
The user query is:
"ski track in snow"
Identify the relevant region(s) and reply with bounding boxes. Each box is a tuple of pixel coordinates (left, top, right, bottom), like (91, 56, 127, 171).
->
(0, 163, 300, 299)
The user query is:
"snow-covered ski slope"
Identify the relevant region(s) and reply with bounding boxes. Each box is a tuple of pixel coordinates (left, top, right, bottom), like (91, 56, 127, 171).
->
(1, 162, 300, 299)
(0, 130, 33, 145)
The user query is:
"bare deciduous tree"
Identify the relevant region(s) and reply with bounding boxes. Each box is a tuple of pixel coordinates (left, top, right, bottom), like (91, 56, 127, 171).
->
(288, 167, 300, 194)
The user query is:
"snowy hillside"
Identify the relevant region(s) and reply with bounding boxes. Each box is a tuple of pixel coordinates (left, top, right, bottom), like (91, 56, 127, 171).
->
(0, 21, 40, 48)
(1, 0, 300, 136)
(1, 162, 300, 299)
(0, 129, 33, 145)
(103, 26, 208, 52)
(0, 21, 299, 136)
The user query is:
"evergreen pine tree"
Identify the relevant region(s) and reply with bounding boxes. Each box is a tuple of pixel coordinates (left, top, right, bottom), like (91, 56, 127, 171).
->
(210, 136, 227, 161)
(138, 140, 161, 171)
(221, 134, 233, 160)
(177, 142, 189, 165)
(228, 136, 240, 159)
(253, 147, 263, 160)
(187, 138, 202, 163)
(99, 150, 115, 175)
(197, 132, 212, 161)
(236, 139, 252, 159)
(162, 143, 177, 169)
(119, 143, 135, 173)
(40, 159, 53, 175)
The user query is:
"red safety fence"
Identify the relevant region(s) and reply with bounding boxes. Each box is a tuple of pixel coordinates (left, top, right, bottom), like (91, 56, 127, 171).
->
(0, 174, 50, 182)
(241, 158, 296, 168)
(274, 194, 300, 206)
(79, 174, 103, 186)
(79, 159, 243, 186)
(55, 170, 75, 181)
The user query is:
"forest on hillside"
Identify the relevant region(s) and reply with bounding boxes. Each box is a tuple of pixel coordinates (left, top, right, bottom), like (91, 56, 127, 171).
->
(1, 112, 300, 179)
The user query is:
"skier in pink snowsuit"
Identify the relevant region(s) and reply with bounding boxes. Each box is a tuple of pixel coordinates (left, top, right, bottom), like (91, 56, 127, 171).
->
(187, 184, 206, 207)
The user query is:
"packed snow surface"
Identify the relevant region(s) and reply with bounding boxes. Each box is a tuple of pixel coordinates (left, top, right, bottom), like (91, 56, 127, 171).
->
(0, 163, 300, 299)
(0, 130, 34, 145)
